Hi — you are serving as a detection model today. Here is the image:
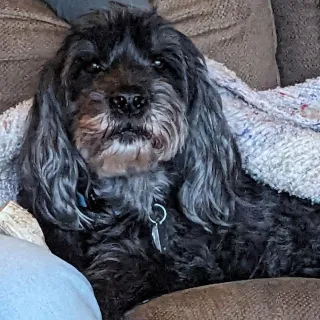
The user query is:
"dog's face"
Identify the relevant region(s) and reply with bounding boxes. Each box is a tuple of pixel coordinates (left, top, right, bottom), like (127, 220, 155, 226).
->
(61, 9, 191, 177)
(22, 6, 238, 229)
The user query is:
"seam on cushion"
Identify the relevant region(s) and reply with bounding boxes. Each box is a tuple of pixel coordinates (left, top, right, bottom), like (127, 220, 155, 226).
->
(162, 2, 251, 26)
(267, 0, 281, 86)
(184, 19, 246, 38)
(0, 10, 69, 28)
(164, 7, 211, 23)
(0, 57, 51, 62)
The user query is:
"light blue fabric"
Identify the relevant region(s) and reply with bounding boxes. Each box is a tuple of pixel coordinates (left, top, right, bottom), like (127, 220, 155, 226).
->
(0, 235, 102, 320)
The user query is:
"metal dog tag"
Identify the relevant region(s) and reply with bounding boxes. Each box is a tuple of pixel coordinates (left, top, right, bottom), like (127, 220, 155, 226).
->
(149, 204, 167, 253)
(152, 223, 162, 252)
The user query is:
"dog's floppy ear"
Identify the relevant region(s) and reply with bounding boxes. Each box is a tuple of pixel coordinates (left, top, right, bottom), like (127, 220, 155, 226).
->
(177, 33, 240, 231)
(19, 50, 91, 230)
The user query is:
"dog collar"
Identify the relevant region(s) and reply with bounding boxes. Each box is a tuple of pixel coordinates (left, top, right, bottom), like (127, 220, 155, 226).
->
(77, 192, 168, 252)
(148, 204, 168, 253)
(77, 192, 88, 208)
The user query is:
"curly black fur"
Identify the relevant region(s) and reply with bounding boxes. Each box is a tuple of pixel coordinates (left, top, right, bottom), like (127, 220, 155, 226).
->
(18, 5, 320, 320)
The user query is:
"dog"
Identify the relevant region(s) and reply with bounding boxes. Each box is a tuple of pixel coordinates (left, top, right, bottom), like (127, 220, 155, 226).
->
(18, 5, 320, 320)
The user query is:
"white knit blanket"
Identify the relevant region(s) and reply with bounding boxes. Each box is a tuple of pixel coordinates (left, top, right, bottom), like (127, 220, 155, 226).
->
(1, 59, 320, 207)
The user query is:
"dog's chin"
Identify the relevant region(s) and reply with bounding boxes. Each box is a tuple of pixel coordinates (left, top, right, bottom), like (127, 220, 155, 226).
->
(89, 133, 166, 178)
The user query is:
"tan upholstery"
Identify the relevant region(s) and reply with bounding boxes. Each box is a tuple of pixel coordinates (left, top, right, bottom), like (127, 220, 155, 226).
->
(0, 0, 68, 113)
(271, 0, 320, 86)
(127, 278, 320, 319)
(156, 0, 280, 90)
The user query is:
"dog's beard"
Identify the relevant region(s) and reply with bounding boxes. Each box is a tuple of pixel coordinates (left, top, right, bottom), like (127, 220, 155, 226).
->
(74, 81, 188, 177)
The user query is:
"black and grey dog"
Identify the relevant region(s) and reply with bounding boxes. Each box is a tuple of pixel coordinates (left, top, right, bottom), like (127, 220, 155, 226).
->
(18, 5, 320, 320)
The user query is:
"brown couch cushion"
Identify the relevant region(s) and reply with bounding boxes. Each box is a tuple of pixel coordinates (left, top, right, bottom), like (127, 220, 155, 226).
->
(0, 0, 68, 113)
(271, 0, 320, 87)
(156, 0, 280, 90)
(127, 278, 320, 320)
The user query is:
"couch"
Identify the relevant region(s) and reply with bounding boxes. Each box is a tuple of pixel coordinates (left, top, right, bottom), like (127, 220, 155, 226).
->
(1, 0, 320, 319)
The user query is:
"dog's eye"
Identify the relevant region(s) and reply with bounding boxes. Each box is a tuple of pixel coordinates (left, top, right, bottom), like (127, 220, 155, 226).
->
(152, 58, 165, 69)
(84, 62, 102, 74)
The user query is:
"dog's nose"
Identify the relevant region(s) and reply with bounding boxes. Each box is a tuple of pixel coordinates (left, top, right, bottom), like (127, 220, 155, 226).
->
(109, 93, 147, 116)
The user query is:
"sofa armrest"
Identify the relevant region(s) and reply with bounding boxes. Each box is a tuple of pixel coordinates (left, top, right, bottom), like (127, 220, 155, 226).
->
(126, 278, 320, 320)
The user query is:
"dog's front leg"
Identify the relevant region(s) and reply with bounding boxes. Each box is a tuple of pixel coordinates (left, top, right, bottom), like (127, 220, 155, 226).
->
(84, 239, 173, 320)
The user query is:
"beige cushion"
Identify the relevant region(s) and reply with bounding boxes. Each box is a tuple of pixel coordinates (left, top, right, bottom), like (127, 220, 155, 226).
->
(0, 0, 68, 113)
(271, 0, 320, 86)
(157, 0, 280, 90)
(127, 278, 320, 320)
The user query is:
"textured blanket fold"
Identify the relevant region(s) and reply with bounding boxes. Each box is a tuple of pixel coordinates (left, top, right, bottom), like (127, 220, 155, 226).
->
(0, 99, 31, 206)
(0, 59, 320, 207)
(205, 59, 320, 203)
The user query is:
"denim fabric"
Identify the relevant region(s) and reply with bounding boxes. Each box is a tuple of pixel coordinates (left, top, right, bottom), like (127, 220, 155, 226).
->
(0, 235, 102, 320)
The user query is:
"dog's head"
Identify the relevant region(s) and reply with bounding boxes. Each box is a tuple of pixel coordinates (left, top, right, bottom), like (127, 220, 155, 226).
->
(67, 9, 190, 176)
(20, 6, 239, 230)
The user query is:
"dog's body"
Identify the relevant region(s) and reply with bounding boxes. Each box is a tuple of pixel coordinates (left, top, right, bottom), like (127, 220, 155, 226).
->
(18, 6, 320, 319)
